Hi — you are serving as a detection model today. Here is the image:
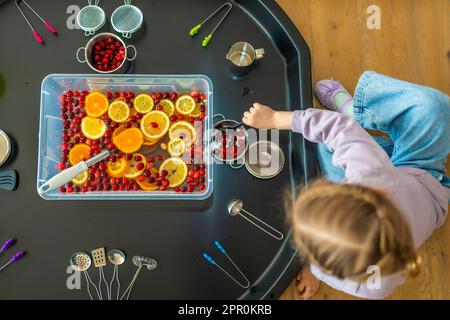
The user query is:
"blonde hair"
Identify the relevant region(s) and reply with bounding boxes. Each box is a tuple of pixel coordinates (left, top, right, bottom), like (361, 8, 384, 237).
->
(288, 180, 421, 280)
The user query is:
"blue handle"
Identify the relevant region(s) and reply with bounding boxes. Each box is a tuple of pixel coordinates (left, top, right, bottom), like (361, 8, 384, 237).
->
(203, 253, 216, 265)
(214, 241, 226, 254)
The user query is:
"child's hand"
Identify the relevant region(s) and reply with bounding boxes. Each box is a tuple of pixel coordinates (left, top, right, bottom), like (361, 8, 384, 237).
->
(296, 266, 320, 300)
(242, 103, 293, 130)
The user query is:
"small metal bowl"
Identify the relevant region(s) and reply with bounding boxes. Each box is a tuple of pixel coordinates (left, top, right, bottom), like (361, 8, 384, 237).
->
(76, 33, 137, 74)
(111, 4, 143, 39)
(0, 129, 11, 167)
(76, 5, 106, 36)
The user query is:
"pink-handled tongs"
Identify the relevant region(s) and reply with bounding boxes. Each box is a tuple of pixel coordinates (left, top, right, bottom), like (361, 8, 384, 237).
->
(15, 0, 57, 45)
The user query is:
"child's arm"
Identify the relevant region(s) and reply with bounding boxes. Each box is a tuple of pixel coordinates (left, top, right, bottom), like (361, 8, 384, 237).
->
(243, 103, 394, 180)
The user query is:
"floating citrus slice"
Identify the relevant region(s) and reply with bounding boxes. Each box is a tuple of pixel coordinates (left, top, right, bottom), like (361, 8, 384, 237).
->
(175, 95, 196, 115)
(72, 171, 88, 186)
(112, 126, 126, 144)
(159, 99, 175, 116)
(108, 101, 130, 123)
(137, 168, 158, 191)
(159, 158, 188, 188)
(143, 137, 159, 146)
(167, 138, 186, 157)
(134, 94, 154, 114)
(114, 127, 144, 154)
(125, 153, 147, 179)
(168, 121, 196, 145)
(189, 102, 202, 117)
(106, 158, 129, 178)
(85, 92, 109, 117)
(140, 111, 170, 140)
(81, 117, 107, 140)
(69, 143, 91, 165)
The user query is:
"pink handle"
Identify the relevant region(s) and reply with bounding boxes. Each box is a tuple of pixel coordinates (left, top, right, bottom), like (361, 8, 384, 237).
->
(33, 30, 44, 45)
(44, 22, 57, 35)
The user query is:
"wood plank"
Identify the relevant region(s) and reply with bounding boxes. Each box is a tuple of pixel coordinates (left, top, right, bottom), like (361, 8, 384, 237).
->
(276, 0, 450, 300)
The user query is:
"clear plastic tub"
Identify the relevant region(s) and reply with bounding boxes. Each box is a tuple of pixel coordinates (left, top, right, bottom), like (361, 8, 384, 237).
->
(37, 74, 213, 200)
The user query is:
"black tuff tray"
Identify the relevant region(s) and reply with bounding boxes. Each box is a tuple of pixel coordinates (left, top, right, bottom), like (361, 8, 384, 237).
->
(0, 0, 316, 299)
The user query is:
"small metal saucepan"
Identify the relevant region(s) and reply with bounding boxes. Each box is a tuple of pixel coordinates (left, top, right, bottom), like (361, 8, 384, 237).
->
(212, 114, 248, 168)
(76, 33, 137, 74)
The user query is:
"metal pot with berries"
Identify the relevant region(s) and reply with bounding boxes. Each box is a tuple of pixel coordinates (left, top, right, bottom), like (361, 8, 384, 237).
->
(76, 33, 137, 74)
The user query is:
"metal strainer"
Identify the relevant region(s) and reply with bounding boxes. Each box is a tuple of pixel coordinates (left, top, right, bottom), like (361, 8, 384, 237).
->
(77, 0, 106, 36)
(111, 0, 143, 38)
(70, 252, 101, 300)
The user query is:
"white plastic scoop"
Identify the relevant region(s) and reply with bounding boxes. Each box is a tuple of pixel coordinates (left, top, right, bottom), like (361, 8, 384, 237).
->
(38, 150, 109, 195)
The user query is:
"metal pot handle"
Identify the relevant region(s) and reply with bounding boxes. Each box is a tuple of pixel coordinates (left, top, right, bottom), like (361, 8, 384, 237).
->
(126, 45, 137, 61)
(230, 162, 245, 170)
(212, 114, 225, 125)
(255, 48, 265, 60)
(76, 47, 87, 63)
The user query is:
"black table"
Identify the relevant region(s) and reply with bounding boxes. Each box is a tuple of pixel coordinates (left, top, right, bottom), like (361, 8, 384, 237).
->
(0, 0, 315, 299)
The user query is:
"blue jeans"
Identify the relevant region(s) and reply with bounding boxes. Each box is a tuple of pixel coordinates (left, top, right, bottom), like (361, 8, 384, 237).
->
(318, 71, 450, 190)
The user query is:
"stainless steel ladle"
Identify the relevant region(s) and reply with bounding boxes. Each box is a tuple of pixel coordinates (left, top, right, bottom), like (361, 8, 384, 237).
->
(108, 249, 126, 300)
(228, 199, 284, 240)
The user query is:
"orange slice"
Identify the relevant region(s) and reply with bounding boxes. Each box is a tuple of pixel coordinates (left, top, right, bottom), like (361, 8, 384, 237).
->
(167, 138, 186, 157)
(72, 171, 88, 186)
(159, 157, 188, 187)
(137, 168, 158, 191)
(106, 158, 129, 178)
(143, 137, 160, 146)
(159, 99, 175, 116)
(85, 92, 109, 117)
(168, 121, 196, 145)
(69, 144, 91, 165)
(125, 153, 147, 179)
(190, 102, 202, 117)
(134, 94, 154, 114)
(114, 128, 144, 154)
(108, 101, 130, 123)
(175, 95, 196, 115)
(81, 117, 107, 140)
(140, 111, 170, 140)
(112, 126, 126, 144)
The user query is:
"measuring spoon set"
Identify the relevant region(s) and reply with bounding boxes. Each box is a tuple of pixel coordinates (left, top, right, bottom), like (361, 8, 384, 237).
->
(70, 248, 157, 300)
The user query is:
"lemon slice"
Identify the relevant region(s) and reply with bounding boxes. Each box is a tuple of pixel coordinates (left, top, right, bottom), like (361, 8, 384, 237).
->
(125, 153, 147, 179)
(175, 95, 196, 115)
(85, 92, 109, 117)
(168, 138, 186, 157)
(190, 103, 202, 117)
(81, 117, 107, 140)
(137, 168, 158, 191)
(159, 99, 175, 116)
(168, 121, 197, 145)
(72, 171, 88, 186)
(159, 157, 188, 187)
(108, 101, 130, 123)
(140, 111, 170, 140)
(134, 94, 154, 114)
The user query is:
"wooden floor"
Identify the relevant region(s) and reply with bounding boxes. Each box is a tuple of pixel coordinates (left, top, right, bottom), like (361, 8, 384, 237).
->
(277, 0, 450, 300)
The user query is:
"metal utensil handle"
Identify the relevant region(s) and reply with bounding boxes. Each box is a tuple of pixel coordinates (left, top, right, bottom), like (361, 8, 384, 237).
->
(212, 114, 225, 125)
(83, 272, 94, 300)
(88, 0, 100, 6)
(120, 265, 142, 300)
(229, 162, 245, 170)
(255, 49, 265, 60)
(238, 208, 284, 240)
(100, 267, 110, 300)
(97, 268, 103, 300)
(115, 266, 121, 300)
(84, 270, 102, 300)
(222, 251, 250, 288)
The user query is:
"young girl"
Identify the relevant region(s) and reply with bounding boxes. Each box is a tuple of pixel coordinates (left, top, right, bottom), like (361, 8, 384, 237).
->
(242, 71, 450, 299)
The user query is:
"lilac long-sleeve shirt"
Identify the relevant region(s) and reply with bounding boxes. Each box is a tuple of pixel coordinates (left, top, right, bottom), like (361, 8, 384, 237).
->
(291, 109, 450, 299)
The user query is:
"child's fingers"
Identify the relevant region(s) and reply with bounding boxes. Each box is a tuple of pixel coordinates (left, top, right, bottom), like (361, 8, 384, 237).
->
(296, 279, 306, 294)
(249, 107, 256, 114)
